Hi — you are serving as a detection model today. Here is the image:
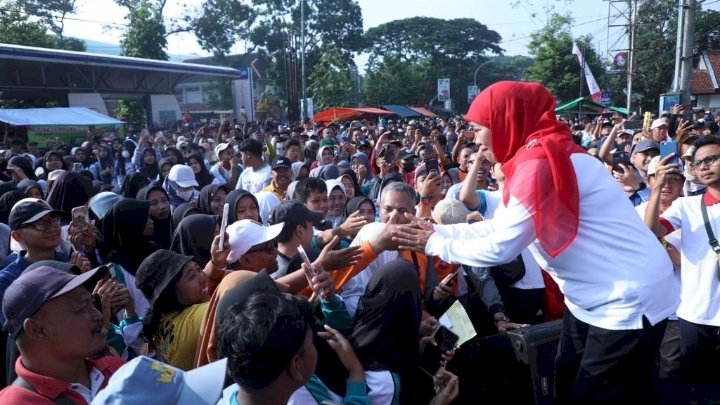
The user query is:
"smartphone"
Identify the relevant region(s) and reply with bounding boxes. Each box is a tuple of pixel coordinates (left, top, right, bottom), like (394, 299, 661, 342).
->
(623, 120, 643, 130)
(297, 245, 317, 280)
(419, 325, 460, 376)
(72, 162, 83, 172)
(426, 159, 440, 174)
(440, 268, 462, 287)
(682, 110, 694, 123)
(660, 140, 680, 165)
(71, 205, 90, 230)
(434, 325, 460, 353)
(425, 140, 434, 152)
(461, 130, 474, 139)
(218, 203, 229, 251)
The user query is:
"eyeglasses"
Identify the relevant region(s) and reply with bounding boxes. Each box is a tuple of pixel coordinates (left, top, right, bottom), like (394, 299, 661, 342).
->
(24, 216, 61, 231)
(690, 154, 720, 169)
(246, 241, 275, 254)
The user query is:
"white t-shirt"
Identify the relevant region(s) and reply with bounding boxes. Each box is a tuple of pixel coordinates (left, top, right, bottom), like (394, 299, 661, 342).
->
(660, 193, 720, 326)
(427, 154, 679, 330)
(236, 164, 271, 193)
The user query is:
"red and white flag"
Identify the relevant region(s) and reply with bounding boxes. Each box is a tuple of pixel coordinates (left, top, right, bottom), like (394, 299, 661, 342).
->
(572, 42, 602, 103)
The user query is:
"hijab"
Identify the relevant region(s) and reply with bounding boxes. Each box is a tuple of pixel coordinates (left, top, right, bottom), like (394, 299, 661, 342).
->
(291, 161, 307, 181)
(325, 179, 347, 228)
(0, 190, 23, 225)
(16, 180, 42, 199)
(120, 172, 150, 198)
(225, 189, 260, 224)
(188, 153, 215, 190)
(345, 196, 374, 218)
(172, 203, 201, 230)
(170, 214, 218, 268)
(8, 156, 36, 181)
(138, 148, 159, 180)
(136, 185, 173, 249)
(339, 169, 360, 197)
(98, 198, 159, 274)
(197, 184, 227, 215)
(46, 171, 94, 223)
(465, 81, 586, 257)
(0, 182, 17, 199)
(164, 147, 185, 165)
(285, 180, 299, 201)
(157, 158, 173, 185)
(351, 152, 373, 183)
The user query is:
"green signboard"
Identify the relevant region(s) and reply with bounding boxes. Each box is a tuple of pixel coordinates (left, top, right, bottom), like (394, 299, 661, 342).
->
(26, 124, 125, 147)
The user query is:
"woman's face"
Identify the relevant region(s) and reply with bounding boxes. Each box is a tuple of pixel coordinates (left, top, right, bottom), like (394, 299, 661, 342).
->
(112, 140, 122, 151)
(160, 163, 172, 179)
(340, 176, 355, 199)
(165, 151, 179, 164)
(45, 155, 63, 171)
(143, 151, 156, 165)
(210, 188, 227, 216)
(321, 148, 334, 164)
(189, 158, 202, 175)
(441, 174, 453, 194)
(173, 261, 209, 305)
(328, 188, 346, 216)
(356, 200, 375, 224)
(297, 167, 309, 180)
(26, 187, 43, 200)
(75, 150, 87, 161)
(147, 189, 170, 220)
(235, 195, 259, 222)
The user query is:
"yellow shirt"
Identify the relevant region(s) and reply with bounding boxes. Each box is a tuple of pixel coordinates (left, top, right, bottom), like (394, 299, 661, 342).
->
(262, 182, 285, 201)
(153, 302, 208, 371)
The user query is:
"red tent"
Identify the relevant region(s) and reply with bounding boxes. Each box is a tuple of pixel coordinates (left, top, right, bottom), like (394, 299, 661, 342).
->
(410, 106, 437, 117)
(313, 107, 391, 124)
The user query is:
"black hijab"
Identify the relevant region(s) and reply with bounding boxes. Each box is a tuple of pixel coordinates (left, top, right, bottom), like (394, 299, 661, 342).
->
(97, 198, 159, 274)
(46, 171, 94, 223)
(16, 180, 42, 199)
(136, 185, 174, 249)
(225, 189, 259, 224)
(0, 190, 23, 225)
(345, 196, 375, 218)
(188, 153, 215, 190)
(164, 147, 185, 165)
(197, 184, 228, 215)
(0, 182, 17, 199)
(120, 172, 150, 198)
(8, 156, 36, 181)
(44, 151, 67, 171)
(172, 203, 201, 230)
(339, 168, 361, 197)
(138, 148, 159, 180)
(170, 214, 218, 268)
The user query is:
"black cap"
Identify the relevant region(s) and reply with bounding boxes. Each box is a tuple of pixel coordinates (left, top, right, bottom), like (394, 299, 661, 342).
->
(268, 201, 324, 241)
(357, 140, 371, 148)
(398, 149, 417, 160)
(272, 157, 292, 170)
(8, 199, 62, 231)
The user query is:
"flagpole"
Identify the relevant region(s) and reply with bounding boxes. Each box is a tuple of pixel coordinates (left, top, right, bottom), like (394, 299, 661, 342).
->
(578, 43, 584, 119)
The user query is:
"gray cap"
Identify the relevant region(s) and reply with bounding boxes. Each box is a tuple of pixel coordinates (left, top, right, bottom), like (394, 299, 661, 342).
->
(631, 139, 660, 155)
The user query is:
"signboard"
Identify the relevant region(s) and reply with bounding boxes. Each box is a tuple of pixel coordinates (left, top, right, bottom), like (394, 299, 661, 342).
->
(437, 79, 450, 102)
(467, 85, 478, 103)
(601, 89, 612, 107)
(27, 124, 124, 147)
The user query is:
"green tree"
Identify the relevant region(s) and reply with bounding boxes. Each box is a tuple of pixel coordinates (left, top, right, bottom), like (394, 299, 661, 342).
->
(363, 56, 432, 106)
(116, 0, 169, 60)
(0, 3, 56, 48)
(17, 0, 76, 45)
(526, 14, 606, 104)
(307, 46, 358, 110)
(191, 0, 256, 56)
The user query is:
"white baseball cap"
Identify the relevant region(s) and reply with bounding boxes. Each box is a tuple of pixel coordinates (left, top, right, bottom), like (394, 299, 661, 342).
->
(651, 118, 668, 130)
(227, 219, 284, 262)
(48, 169, 66, 182)
(214, 143, 231, 158)
(168, 165, 198, 188)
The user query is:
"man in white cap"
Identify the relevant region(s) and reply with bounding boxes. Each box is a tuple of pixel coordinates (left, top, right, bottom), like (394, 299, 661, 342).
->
(211, 143, 240, 189)
(650, 118, 671, 143)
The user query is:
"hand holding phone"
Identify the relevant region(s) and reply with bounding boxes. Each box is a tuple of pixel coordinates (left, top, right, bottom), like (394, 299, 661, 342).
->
(71, 205, 90, 231)
(218, 203, 229, 252)
(660, 141, 680, 166)
(297, 245, 317, 280)
(426, 159, 440, 174)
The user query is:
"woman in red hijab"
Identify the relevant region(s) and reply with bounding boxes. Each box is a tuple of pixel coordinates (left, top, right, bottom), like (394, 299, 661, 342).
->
(394, 81, 678, 403)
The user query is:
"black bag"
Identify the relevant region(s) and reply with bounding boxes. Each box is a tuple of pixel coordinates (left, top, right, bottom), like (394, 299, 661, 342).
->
(490, 254, 526, 287)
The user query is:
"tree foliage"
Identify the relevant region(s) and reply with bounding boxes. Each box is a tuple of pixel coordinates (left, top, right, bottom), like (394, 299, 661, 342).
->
(363, 56, 432, 106)
(0, 1, 85, 51)
(307, 46, 358, 110)
(17, 0, 76, 43)
(116, 0, 169, 60)
(525, 14, 606, 104)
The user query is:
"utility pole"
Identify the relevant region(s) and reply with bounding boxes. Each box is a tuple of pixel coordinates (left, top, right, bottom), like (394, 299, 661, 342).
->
(680, 0, 697, 105)
(625, 0, 637, 115)
(607, 0, 637, 114)
(672, 0, 686, 92)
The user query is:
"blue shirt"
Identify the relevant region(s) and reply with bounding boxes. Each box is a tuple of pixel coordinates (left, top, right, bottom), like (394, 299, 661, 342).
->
(0, 250, 69, 324)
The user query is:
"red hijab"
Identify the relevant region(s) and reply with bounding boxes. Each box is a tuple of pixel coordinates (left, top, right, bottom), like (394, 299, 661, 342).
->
(465, 81, 586, 258)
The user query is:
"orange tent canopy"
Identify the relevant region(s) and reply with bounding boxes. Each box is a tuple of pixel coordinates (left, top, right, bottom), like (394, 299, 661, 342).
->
(410, 106, 437, 117)
(313, 107, 391, 124)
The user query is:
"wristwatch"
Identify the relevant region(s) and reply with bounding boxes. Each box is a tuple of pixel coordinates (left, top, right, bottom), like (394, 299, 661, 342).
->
(419, 196, 432, 204)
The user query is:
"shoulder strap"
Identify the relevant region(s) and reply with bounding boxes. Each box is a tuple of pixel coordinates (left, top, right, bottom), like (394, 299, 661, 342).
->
(12, 376, 75, 405)
(700, 200, 720, 280)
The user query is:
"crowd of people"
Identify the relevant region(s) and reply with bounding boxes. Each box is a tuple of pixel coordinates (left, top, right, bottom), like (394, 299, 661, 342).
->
(0, 80, 718, 404)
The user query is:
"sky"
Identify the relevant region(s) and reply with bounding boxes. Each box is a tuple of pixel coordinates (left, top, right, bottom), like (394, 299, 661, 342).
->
(58, 0, 710, 70)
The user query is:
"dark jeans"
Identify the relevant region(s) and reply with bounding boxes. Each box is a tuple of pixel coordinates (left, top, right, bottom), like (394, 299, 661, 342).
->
(657, 319, 681, 381)
(555, 309, 666, 404)
(678, 318, 720, 382)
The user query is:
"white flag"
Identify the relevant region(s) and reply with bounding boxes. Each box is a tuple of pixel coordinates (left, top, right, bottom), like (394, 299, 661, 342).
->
(572, 42, 602, 103)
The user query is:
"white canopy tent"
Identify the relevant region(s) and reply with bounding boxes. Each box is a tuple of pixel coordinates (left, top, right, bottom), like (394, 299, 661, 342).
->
(0, 107, 123, 126)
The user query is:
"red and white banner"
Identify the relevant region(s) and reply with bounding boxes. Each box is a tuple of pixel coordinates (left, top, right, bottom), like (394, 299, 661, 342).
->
(572, 42, 602, 103)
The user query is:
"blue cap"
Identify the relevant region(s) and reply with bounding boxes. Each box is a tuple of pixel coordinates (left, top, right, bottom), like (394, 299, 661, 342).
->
(91, 356, 227, 405)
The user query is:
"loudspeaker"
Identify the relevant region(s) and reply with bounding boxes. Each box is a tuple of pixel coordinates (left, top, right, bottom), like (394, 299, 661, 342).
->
(506, 320, 562, 404)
